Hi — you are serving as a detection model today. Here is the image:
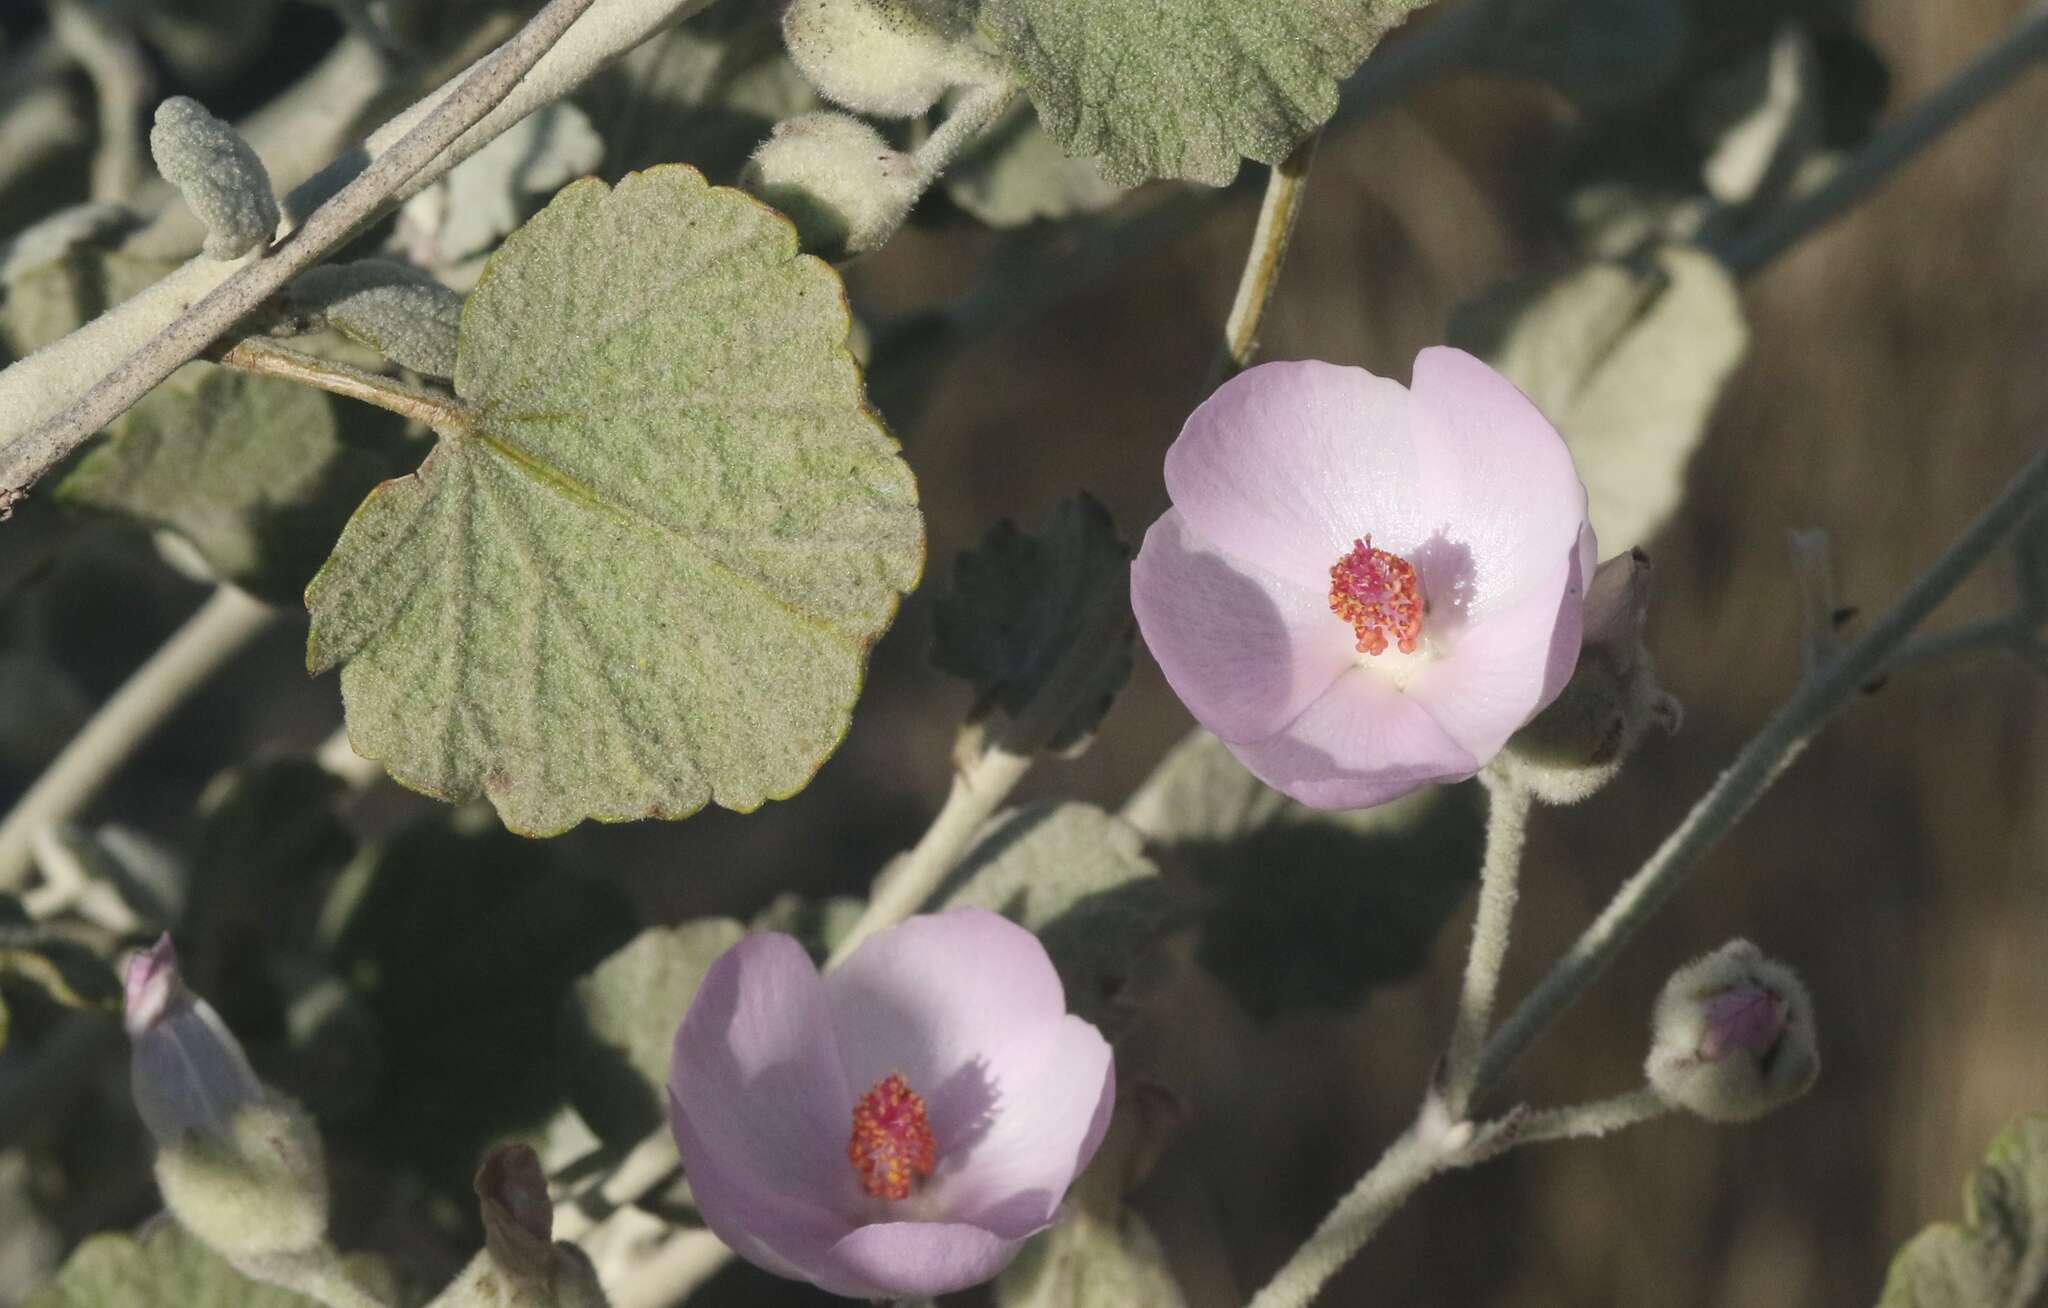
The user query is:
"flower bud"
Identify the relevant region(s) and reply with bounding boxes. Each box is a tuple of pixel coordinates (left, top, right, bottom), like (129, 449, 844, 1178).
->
(743, 112, 922, 258)
(150, 96, 279, 261)
(1646, 939, 1818, 1123)
(125, 936, 331, 1261)
(1495, 548, 1683, 804)
(781, 0, 1000, 119)
(433, 1145, 607, 1308)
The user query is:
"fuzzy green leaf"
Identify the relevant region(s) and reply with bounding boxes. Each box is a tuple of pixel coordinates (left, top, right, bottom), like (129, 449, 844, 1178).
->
(944, 100, 1126, 227)
(1448, 245, 1749, 557)
(1879, 1114, 2048, 1308)
(930, 492, 1131, 751)
(306, 166, 924, 836)
(1125, 729, 1480, 1018)
(59, 363, 409, 603)
(559, 918, 746, 1147)
(942, 801, 1170, 1037)
(24, 1224, 393, 1308)
(977, 0, 1430, 185)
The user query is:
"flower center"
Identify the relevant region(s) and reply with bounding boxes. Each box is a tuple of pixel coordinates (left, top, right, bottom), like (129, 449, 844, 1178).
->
(848, 1073, 937, 1200)
(1328, 537, 1424, 656)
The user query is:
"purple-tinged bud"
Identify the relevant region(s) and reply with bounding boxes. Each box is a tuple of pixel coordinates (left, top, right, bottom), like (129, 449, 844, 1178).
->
(125, 935, 330, 1262)
(1496, 548, 1683, 804)
(124, 934, 262, 1145)
(1646, 939, 1818, 1123)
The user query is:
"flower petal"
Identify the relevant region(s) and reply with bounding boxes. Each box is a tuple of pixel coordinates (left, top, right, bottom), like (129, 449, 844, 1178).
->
(1406, 347, 1590, 616)
(1131, 508, 1356, 743)
(825, 909, 1067, 1154)
(929, 1015, 1116, 1237)
(668, 932, 856, 1207)
(668, 1091, 856, 1288)
(1165, 360, 1429, 581)
(1226, 671, 1480, 809)
(821, 1220, 1029, 1299)
(1407, 530, 1588, 759)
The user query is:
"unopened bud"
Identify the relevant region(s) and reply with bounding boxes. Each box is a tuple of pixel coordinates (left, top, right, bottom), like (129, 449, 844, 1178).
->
(1495, 549, 1683, 804)
(1646, 939, 1818, 1123)
(435, 1144, 607, 1307)
(150, 97, 279, 261)
(125, 936, 330, 1260)
(743, 113, 921, 258)
(782, 0, 1000, 119)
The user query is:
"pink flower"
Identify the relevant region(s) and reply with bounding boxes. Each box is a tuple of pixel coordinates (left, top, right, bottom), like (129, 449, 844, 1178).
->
(1131, 348, 1595, 809)
(123, 934, 264, 1146)
(667, 908, 1115, 1300)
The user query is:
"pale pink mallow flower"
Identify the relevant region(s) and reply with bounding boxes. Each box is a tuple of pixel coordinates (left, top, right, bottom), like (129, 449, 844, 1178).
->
(1131, 347, 1596, 809)
(667, 908, 1115, 1300)
(124, 933, 264, 1146)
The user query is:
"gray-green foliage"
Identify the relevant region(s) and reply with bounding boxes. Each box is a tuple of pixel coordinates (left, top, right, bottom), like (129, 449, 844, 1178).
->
(287, 260, 464, 378)
(1448, 245, 1749, 556)
(930, 492, 1131, 751)
(59, 363, 409, 603)
(1125, 730, 1481, 1018)
(1879, 1115, 2048, 1308)
(559, 918, 746, 1147)
(995, 1205, 1186, 1308)
(24, 1224, 392, 1308)
(973, 0, 1431, 185)
(150, 97, 279, 261)
(941, 801, 1170, 1037)
(945, 100, 1126, 227)
(306, 166, 925, 836)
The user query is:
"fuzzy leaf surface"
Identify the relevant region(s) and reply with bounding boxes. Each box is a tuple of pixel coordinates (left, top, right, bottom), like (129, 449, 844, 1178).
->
(24, 1225, 392, 1308)
(1879, 1115, 2048, 1308)
(59, 364, 408, 603)
(977, 0, 1429, 185)
(307, 167, 924, 836)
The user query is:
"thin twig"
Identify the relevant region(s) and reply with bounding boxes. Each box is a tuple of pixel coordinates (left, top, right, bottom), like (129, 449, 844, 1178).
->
(1709, 3, 2048, 278)
(0, 587, 278, 890)
(910, 79, 1019, 187)
(1441, 773, 1532, 1116)
(216, 337, 473, 431)
(1470, 444, 2048, 1104)
(0, 0, 599, 512)
(1882, 612, 2031, 674)
(1205, 130, 1321, 390)
(1492, 1086, 1671, 1150)
(1243, 1124, 1452, 1308)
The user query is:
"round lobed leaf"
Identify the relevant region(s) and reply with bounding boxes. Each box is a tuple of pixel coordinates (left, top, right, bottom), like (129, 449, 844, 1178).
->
(306, 166, 924, 836)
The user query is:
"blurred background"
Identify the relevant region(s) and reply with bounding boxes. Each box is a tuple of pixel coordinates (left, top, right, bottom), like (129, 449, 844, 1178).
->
(1, 0, 2044, 1304)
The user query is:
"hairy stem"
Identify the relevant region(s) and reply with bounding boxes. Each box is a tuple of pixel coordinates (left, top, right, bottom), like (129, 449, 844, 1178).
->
(1206, 130, 1321, 390)
(1711, 2, 2048, 278)
(1883, 612, 2033, 673)
(911, 79, 1019, 186)
(216, 337, 473, 432)
(0, 586, 277, 890)
(1471, 444, 2048, 1104)
(1245, 445, 2048, 1308)
(1244, 1125, 1453, 1308)
(1441, 773, 1533, 1116)
(1499, 1086, 1671, 1150)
